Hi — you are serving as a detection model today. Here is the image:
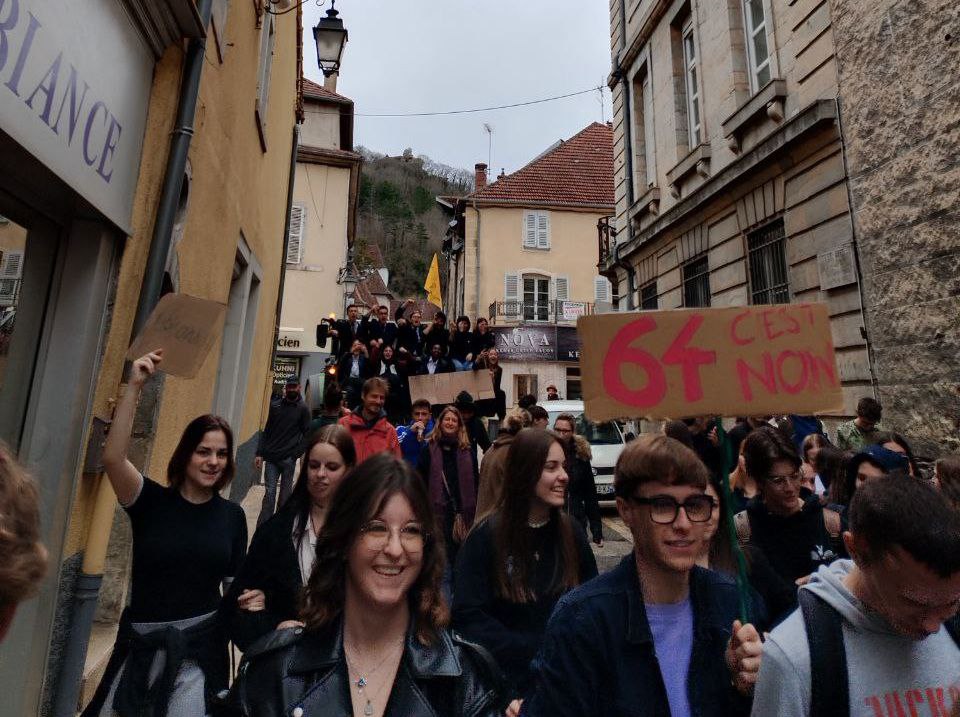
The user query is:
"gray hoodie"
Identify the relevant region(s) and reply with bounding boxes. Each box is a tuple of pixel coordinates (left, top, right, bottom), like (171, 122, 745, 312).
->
(751, 559, 960, 717)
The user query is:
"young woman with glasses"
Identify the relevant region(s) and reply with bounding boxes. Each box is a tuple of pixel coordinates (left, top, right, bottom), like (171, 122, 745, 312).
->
(229, 454, 505, 717)
(223, 425, 356, 651)
(734, 426, 845, 591)
(452, 428, 598, 710)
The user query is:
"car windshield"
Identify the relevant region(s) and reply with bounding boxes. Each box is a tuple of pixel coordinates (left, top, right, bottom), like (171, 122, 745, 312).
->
(547, 410, 622, 445)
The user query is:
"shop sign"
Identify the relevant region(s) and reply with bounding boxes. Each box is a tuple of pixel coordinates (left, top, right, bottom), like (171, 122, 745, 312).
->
(490, 326, 557, 361)
(273, 355, 301, 389)
(277, 331, 303, 349)
(0, 0, 153, 232)
(556, 326, 582, 362)
(561, 301, 587, 321)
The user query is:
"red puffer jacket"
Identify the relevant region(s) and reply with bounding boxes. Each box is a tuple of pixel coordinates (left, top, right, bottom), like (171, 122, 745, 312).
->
(338, 411, 401, 464)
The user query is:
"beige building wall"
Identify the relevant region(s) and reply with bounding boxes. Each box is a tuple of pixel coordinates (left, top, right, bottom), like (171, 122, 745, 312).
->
(464, 205, 611, 321)
(300, 100, 343, 149)
(281, 162, 352, 351)
(607, 0, 872, 419)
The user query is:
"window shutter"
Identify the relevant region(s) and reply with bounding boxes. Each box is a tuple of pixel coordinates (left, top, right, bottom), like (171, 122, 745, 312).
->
(504, 272, 520, 317)
(536, 212, 550, 249)
(523, 212, 537, 248)
(554, 275, 569, 301)
(594, 276, 611, 303)
(0, 251, 23, 278)
(286, 204, 305, 263)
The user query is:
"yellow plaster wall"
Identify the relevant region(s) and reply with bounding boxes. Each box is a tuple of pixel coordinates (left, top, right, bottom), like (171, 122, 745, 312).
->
(62, 2, 299, 556)
(469, 206, 608, 317)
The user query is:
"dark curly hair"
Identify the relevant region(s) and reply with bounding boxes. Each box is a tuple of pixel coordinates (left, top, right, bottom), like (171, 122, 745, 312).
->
(300, 454, 448, 644)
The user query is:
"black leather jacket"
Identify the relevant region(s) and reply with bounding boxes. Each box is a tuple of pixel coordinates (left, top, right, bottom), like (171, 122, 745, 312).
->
(226, 619, 505, 717)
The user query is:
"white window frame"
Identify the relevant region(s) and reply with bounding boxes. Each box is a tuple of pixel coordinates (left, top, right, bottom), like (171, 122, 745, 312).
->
(522, 210, 551, 250)
(742, 0, 772, 93)
(255, 12, 276, 146)
(642, 74, 656, 187)
(522, 273, 551, 322)
(286, 203, 305, 264)
(682, 19, 701, 147)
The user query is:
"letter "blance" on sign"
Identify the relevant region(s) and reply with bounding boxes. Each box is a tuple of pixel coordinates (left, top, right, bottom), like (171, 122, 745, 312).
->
(579, 304, 843, 422)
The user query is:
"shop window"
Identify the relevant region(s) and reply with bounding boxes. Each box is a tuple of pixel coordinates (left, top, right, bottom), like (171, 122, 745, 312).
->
(682, 254, 711, 308)
(566, 366, 582, 401)
(515, 374, 538, 404)
(747, 219, 789, 304)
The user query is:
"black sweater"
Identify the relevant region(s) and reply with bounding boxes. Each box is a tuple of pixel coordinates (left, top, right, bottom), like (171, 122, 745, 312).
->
(744, 495, 846, 585)
(452, 516, 598, 698)
(257, 397, 311, 462)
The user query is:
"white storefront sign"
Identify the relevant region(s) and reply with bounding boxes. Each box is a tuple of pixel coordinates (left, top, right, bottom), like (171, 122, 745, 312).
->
(561, 301, 587, 321)
(0, 0, 153, 232)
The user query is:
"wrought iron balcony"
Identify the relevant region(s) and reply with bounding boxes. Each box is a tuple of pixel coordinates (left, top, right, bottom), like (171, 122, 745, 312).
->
(597, 216, 616, 271)
(488, 299, 595, 325)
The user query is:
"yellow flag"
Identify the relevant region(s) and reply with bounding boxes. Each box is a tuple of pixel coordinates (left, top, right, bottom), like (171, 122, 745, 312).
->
(424, 254, 443, 309)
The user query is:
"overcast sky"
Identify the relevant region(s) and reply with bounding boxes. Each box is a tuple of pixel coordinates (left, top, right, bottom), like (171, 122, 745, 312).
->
(302, 0, 614, 175)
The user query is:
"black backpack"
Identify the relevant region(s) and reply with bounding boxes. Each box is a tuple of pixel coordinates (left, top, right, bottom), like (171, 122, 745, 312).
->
(799, 590, 960, 717)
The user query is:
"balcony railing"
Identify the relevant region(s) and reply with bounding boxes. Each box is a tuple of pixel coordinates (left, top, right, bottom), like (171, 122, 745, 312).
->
(597, 216, 616, 270)
(488, 299, 596, 325)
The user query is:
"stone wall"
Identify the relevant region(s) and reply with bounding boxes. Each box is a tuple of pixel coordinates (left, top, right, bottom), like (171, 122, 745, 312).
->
(831, 0, 960, 457)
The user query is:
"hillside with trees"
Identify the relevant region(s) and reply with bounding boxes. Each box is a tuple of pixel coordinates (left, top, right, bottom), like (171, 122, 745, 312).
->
(354, 147, 473, 297)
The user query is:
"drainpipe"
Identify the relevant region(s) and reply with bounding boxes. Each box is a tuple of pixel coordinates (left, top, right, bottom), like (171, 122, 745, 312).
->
(51, 2, 213, 713)
(269, 125, 301, 374)
(472, 198, 481, 318)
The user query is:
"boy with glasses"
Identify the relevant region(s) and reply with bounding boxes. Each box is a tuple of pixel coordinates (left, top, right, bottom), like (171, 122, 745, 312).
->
(734, 426, 845, 591)
(521, 434, 763, 716)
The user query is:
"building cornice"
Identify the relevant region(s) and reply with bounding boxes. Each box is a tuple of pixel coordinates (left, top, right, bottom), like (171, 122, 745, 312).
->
(607, 100, 838, 266)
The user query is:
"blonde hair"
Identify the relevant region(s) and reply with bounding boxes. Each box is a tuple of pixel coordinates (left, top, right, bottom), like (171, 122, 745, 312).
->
(427, 406, 471, 450)
(0, 443, 48, 606)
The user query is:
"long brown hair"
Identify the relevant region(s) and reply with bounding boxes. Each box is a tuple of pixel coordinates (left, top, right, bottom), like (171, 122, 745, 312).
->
(300, 454, 448, 644)
(427, 406, 470, 450)
(0, 442, 48, 607)
(493, 428, 581, 603)
(166, 415, 235, 492)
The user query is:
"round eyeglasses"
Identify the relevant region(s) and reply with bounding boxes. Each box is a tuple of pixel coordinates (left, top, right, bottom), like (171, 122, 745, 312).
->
(766, 472, 803, 490)
(359, 520, 427, 551)
(629, 494, 716, 524)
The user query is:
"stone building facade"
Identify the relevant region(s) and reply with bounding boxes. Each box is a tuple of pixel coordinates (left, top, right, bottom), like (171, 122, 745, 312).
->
(829, 0, 960, 456)
(603, 0, 874, 425)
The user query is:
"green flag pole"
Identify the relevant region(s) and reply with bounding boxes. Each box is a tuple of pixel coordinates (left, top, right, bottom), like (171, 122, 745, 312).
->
(715, 417, 751, 624)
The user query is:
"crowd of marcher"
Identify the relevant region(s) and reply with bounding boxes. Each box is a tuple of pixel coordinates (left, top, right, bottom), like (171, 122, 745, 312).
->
(2, 347, 959, 717)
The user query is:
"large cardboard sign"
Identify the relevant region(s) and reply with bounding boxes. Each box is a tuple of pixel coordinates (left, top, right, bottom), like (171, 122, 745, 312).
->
(579, 304, 843, 421)
(408, 370, 495, 407)
(127, 294, 227, 379)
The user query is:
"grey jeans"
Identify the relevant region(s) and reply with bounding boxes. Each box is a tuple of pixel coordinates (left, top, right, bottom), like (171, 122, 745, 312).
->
(257, 456, 296, 526)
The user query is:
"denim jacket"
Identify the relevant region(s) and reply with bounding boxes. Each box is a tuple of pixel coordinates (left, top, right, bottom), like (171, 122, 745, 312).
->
(521, 555, 756, 717)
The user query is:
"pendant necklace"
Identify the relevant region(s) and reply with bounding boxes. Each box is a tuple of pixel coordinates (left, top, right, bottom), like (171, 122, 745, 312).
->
(345, 639, 403, 717)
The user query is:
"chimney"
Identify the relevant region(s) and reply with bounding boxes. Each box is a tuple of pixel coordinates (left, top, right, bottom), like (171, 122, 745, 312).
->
(475, 163, 488, 189)
(324, 71, 339, 93)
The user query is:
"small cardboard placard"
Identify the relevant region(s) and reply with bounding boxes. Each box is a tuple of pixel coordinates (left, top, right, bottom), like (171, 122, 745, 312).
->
(408, 370, 495, 407)
(126, 293, 227, 379)
(578, 303, 843, 421)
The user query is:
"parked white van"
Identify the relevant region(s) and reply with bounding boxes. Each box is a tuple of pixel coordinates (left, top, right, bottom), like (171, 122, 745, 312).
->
(544, 400, 626, 503)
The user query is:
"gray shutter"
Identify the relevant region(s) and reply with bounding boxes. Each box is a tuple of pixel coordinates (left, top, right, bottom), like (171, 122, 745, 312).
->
(523, 212, 537, 248)
(594, 276, 611, 303)
(504, 272, 520, 318)
(537, 212, 550, 249)
(554, 275, 569, 301)
(0, 250, 23, 305)
(286, 204, 305, 263)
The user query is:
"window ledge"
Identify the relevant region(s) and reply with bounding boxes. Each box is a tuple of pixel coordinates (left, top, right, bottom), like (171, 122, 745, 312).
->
(629, 186, 662, 223)
(666, 144, 711, 198)
(722, 79, 788, 153)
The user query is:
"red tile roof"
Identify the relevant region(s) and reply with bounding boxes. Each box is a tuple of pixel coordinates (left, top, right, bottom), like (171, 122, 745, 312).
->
(469, 122, 614, 209)
(302, 77, 353, 105)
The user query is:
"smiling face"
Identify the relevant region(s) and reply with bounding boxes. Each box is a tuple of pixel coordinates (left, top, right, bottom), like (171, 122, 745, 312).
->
(362, 388, 386, 419)
(430, 344, 443, 359)
(532, 441, 568, 511)
(184, 430, 229, 493)
(439, 410, 460, 437)
(760, 459, 803, 515)
(346, 493, 424, 613)
(307, 442, 348, 509)
(619, 481, 708, 575)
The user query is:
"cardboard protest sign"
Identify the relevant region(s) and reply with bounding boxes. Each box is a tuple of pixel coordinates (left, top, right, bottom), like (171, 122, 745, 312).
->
(126, 293, 227, 379)
(579, 303, 843, 421)
(408, 370, 495, 407)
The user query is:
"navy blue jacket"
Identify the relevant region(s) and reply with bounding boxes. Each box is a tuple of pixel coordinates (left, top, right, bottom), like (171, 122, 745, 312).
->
(521, 556, 756, 717)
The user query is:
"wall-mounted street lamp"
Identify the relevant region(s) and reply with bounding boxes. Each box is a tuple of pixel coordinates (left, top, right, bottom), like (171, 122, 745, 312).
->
(313, 0, 348, 77)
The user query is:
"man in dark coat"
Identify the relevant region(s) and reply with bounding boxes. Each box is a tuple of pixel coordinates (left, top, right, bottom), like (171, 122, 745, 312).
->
(330, 304, 362, 358)
(255, 381, 311, 526)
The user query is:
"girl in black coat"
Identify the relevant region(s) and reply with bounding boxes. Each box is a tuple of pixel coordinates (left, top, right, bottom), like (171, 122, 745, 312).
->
(225, 425, 356, 650)
(453, 428, 598, 707)
(552, 415, 604, 545)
